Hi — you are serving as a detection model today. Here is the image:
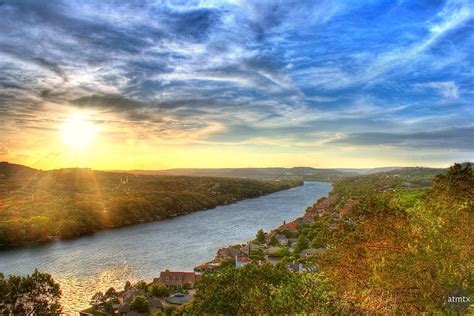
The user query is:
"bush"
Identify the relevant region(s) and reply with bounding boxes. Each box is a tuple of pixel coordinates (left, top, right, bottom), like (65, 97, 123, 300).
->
(149, 283, 170, 298)
(129, 295, 149, 314)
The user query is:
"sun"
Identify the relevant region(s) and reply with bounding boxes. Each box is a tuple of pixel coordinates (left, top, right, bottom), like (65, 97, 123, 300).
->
(61, 113, 98, 148)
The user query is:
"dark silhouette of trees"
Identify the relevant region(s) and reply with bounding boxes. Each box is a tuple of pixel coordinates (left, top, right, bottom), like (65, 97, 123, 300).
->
(0, 269, 62, 315)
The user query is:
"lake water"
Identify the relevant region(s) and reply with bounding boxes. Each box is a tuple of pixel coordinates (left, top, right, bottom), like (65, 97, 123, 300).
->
(0, 181, 331, 312)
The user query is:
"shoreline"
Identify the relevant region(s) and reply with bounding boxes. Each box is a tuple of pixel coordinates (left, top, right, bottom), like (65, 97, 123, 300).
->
(0, 181, 304, 250)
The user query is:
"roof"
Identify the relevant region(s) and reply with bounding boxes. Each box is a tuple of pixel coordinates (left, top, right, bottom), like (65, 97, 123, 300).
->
(281, 221, 297, 230)
(159, 270, 201, 286)
(238, 257, 252, 263)
(217, 246, 241, 258)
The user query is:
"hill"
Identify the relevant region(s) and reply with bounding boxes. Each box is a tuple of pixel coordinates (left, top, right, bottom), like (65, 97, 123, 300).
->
(117, 167, 357, 182)
(0, 162, 301, 247)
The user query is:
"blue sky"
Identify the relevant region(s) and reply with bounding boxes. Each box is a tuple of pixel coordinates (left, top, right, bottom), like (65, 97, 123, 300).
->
(0, 0, 472, 168)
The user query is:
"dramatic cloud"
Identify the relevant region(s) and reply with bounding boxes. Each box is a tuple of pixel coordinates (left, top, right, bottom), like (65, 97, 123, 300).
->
(329, 127, 474, 150)
(0, 0, 472, 168)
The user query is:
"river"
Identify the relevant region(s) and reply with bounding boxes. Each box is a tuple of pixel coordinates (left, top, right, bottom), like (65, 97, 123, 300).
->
(0, 181, 331, 312)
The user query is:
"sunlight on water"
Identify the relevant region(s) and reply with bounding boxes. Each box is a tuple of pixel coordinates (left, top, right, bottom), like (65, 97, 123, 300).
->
(56, 262, 137, 311)
(0, 182, 331, 312)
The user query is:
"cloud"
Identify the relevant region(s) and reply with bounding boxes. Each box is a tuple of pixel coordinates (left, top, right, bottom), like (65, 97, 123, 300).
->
(328, 126, 474, 150)
(414, 81, 459, 99)
(0, 0, 472, 166)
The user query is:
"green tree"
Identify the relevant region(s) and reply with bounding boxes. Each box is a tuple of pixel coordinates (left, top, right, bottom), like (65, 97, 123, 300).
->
(294, 235, 309, 253)
(255, 229, 265, 244)
(0, 269, 62, 315)
(269, 235, 279, 246)
(129, 295, 150, 314)
(149, 283, 170, 298)
(189, 263, 335, 314)
(135, 280, 148, 291)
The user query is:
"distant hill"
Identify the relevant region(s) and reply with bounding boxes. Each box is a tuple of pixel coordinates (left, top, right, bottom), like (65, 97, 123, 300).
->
(336, 167, 404, 174)
(0, 161, 40, 177)
(118, 167, 357, 182)
(117, 166, 449, 182)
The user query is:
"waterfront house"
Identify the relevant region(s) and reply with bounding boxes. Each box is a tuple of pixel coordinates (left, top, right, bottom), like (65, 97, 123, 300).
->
(194, 261, 220, 273)
(240, 242, 263, 255)
(280, 221, 298, 231)
(235, 256, 252, 268)
(216, 246, 242, 260)
(157, 270, 201, 288)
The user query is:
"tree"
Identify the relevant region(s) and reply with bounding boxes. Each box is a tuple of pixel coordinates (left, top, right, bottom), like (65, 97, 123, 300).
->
(124, 280, 132, 290)
(0, 269, 62, 315)
(149, 283, 170, 298)
(255, 229, 265, 244)
(129, 295, 150, 314)
(135, 280, 148, 291)
(269, 235, 279, 246)
(188, 263, 336, 314)
(294, 235, 309, 253)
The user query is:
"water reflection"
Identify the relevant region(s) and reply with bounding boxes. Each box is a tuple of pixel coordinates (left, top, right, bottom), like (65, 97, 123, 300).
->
(0, 182, 331, 312)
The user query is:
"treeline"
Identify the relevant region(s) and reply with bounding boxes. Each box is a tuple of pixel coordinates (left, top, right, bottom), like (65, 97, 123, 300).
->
(0, 162, 301, 247)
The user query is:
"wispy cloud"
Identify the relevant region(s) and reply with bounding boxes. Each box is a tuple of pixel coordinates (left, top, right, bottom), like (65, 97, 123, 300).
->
(0, 0, 472, 166)
(414, 81, 459, 99)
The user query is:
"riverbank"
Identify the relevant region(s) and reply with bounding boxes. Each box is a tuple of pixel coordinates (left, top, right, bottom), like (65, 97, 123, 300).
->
(0, 181, 331, 312)
(1, 162, 303, 248)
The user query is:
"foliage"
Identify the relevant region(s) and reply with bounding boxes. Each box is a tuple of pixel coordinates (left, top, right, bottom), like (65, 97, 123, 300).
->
(135, 280, 148, 291)
(149, 283, 171, 298)
(255, 229, 265, 244)
(187, 263, 336, 315)
(316, 163, 473, 314)
(129, 295, 150, 313)
(268, 235, 279, 246)
(0, 269, 62, 315)
(0, 162, 301, 246)
(294, 234, 310, 253)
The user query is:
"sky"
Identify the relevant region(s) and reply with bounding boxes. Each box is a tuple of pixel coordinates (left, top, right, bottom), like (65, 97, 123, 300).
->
(0, 0, 473, 170)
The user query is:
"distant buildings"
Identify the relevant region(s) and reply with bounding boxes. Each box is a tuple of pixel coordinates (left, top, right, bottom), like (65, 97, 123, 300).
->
(155, 270, 201, 288)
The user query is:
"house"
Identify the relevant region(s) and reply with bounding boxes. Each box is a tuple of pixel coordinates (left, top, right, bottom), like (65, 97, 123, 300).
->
(194, 261, 220, 273)
(235, 256, 252, 268)
(300, 248, 326, 257)
(156, 270, 201, 287)
(217, 246, 242, 260)
(276, 234, 289, 246)
(280, 221, 298, 231)
(286, 262, 319, 273)
(240, 242, 263, 255)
